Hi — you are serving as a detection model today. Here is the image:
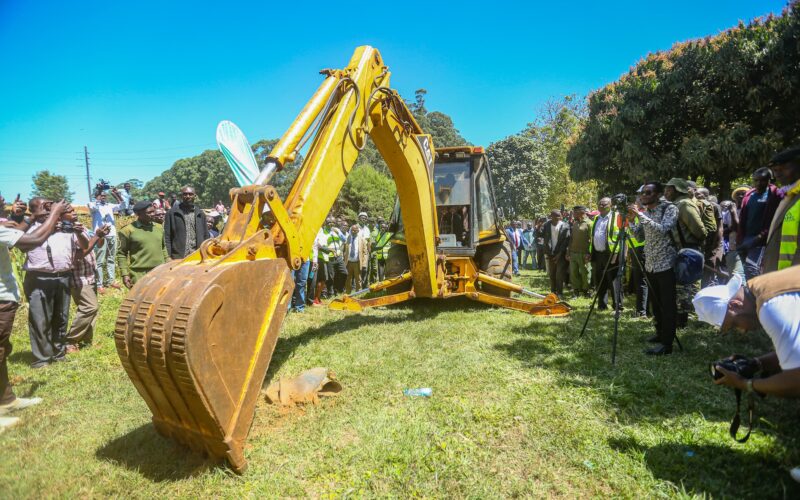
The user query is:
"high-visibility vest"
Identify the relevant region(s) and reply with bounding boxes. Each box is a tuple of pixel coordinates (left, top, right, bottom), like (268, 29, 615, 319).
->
(589, 211, 621, 253)
(318, 229, 331, 263)
(328, 229, 343, 259)
(778, 198, 799, 270)
(373, 231, 392, 260)
(629, 216, 645, 248)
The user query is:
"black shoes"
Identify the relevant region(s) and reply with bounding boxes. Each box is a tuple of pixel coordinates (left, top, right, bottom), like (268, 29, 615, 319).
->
(645, 345, 673, 356)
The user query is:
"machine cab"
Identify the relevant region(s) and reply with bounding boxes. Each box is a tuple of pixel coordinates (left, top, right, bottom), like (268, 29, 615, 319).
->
(391, 146, 503, 256)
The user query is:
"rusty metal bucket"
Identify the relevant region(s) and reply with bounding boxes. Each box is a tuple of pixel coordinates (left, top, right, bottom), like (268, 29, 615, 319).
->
(114, 257, 293, 473)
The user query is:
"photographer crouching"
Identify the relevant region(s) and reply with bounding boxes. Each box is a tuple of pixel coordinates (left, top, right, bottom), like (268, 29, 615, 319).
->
(693, 265, 800, 480)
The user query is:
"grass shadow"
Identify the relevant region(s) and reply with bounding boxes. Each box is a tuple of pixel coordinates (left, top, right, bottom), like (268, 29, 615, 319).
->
(96, 424, 216, 481)
(608, 436, 800, 497)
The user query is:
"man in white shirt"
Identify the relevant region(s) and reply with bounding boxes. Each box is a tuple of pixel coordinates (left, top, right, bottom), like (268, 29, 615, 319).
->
(87, 190, 123, 291)
(591, 197, 622, 310)
(0, 198, 68, 430)
(695, 266, 800, 482)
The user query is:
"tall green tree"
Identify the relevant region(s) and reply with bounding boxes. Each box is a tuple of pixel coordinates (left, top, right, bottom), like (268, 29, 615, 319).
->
(486, 135, 550, 219)
(569, 2, 800, 198)
(142, 140, 302, 206)
(524, 96, 597, 209)
(31, 170, 73, 202)
(335, 164, 396, 221)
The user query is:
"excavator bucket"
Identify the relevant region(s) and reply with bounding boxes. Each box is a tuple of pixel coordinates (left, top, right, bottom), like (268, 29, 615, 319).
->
(114, 257, 294, 473)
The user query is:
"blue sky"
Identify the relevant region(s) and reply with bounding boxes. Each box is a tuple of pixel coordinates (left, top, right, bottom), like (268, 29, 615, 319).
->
(0, 0, 789, 203)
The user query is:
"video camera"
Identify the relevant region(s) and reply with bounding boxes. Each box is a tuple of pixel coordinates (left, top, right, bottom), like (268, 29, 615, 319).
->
(611, 193, 628, 213)
(94, 179, 111, 197)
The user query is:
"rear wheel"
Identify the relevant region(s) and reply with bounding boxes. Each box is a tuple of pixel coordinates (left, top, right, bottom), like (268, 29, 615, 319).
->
(478, 240, 513, 297)
(384, 244, 412, 294)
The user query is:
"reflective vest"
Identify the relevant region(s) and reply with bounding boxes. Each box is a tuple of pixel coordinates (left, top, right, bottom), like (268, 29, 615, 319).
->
(589, 211, 621, 253)
(373, 231, 392, 260)
(629, 216, 645, 248)
(327, 229, 343, 259)
(778, 197, 799, 270)
(318, 229, 331, 263)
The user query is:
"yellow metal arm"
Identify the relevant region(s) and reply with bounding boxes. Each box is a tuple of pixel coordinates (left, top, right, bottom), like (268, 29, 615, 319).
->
(222, 45, 440, 295)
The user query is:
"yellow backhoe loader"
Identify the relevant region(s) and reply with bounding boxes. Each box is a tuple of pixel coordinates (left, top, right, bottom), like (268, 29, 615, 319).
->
(114, 46, 570, 473)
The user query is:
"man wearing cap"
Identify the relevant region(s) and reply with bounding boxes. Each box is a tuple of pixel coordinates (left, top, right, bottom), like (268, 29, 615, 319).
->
(763, 147, 800, 273)
(628, 182, 679, 355)
(737, 167, 780, 280)
(117, 201, 168, 288)
(695, 265, 800, 408)
(567, 206, 591, 297)
(665, 178, 707, 327)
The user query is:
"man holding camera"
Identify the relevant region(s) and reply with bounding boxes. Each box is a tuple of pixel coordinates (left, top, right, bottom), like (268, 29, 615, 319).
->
(628, 182, 680, 355)
(65, 217, 110, 353)
(22, 199, 90, 368)
(695, 265, 800, 479)
(88, 189, 123, 291)
(0, 198, 69, 429)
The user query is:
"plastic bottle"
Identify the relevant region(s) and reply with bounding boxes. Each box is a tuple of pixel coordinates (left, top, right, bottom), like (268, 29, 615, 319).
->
(403, 388, 432, 397)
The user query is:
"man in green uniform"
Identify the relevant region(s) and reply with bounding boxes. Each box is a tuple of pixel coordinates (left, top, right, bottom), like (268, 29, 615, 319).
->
(117, 201, 168, 288)
(665, 178, 708, 327)
(567, 206, 591, 297)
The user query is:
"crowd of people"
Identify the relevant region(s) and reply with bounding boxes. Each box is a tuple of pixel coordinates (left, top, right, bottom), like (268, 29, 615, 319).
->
(0, 146, 798, 480)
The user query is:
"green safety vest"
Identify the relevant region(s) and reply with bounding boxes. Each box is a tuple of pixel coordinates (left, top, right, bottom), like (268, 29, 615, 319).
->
(629, 216, 644, 248)
(327, 229, 343, 259)
(589, 211, 621, 253)
(319, 229, 331, 263)
(778, 198, 800, 270)
(373, 231, 392, 260)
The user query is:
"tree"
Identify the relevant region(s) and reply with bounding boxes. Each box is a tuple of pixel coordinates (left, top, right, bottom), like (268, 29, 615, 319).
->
(31, 170, 73, 202)
(568, 3, 800, 198)
(487, 135, 550, 219)
(524, 96, 597, 209)
(335, 164, 397, 221)
(142, 140, 302, 206)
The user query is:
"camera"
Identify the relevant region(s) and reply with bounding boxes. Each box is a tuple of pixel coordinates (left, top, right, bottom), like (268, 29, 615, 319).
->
(59, 220, 74, 233)
(710, 355, 760, 381)
(95, 179, 111, 196)
(611, 193, 628, 213)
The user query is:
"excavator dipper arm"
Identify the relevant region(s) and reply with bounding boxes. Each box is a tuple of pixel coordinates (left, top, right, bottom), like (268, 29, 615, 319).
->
(114, 46, 442, 472)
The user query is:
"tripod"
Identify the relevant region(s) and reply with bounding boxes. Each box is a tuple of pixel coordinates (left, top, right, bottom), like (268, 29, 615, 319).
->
(579, 220, 682, 364)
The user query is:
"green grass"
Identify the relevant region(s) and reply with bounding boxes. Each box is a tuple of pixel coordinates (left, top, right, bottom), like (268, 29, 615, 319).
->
(1, 269, 799, 498)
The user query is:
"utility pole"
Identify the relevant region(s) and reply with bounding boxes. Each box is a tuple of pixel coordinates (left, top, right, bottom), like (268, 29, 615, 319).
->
(83, 146, 91, 201)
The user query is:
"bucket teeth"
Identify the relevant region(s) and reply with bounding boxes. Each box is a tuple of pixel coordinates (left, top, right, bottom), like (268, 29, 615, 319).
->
(114, 259, 294, 473)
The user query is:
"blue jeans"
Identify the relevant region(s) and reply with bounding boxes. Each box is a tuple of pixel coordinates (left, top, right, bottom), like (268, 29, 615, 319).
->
(521, 249, 536, 270)
(95, 234, 117, 287)
(511, 247, 519, 275)
(291, 260, 310, 312)
(739, 246, 764, 281)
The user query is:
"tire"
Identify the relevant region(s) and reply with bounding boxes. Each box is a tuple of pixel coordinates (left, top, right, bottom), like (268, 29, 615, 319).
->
(384, 244, 412, 294)
(478, 240, 513, 297)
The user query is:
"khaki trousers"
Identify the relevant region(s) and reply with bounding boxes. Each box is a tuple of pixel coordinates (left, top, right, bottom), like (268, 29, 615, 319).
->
(66, 284, 99, 346)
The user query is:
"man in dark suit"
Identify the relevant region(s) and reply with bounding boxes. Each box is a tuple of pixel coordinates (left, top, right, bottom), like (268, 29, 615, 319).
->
(543, 209, 570, 297)
(163, 186, 211, 259)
